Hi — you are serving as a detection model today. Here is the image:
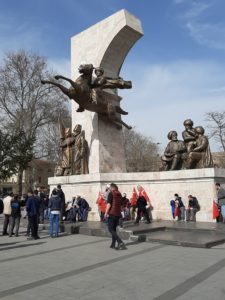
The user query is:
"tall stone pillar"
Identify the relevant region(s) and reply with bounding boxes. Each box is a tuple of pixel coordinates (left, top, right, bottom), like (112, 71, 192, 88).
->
(71, 9, 143, 173)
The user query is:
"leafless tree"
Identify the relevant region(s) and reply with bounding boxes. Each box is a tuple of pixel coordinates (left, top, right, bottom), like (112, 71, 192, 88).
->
(35, 109, 71, 163)
(123, 128, 160, 172)
(205, 111, 225, 152)
(0, 50, 68, 193)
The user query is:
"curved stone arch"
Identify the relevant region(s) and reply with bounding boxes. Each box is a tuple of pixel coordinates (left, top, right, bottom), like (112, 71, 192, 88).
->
(96, 12, 143, 77)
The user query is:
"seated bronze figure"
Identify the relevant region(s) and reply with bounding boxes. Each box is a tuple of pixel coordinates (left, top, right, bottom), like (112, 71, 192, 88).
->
(161, 131, 186, 171)
(186, 126, 213, 169)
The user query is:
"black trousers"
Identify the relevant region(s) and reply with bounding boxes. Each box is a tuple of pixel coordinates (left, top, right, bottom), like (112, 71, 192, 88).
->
(136, 208, 150, 223)
(107, 215, 123, 247)
(28, 215, 38, 238)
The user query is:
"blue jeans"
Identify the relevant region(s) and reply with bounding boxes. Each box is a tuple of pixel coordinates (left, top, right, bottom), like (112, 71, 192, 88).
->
(49, 213, 59, 237)
(79, 208, 87, 221)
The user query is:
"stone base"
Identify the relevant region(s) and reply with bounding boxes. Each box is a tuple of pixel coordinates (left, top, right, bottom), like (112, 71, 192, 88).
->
(48, 168, 225, 222)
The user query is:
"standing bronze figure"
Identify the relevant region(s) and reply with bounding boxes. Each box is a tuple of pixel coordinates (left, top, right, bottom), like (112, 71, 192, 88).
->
(73, 125, 89, 175)
(56, 122, 75, 176)
(182, 119, 196, 152)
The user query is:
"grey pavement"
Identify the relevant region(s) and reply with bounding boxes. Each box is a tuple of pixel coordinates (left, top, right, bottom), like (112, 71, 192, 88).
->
(0, 221, 225, 299)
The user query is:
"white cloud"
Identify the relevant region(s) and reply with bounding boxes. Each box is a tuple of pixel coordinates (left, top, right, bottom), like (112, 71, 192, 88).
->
(0, 13, 43, 63)
(186, 21, 225, 50)
(174, 0, 225, 50)
(119, 60, 225, 152)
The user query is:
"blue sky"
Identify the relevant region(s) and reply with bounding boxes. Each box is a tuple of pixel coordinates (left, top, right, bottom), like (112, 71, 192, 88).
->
(0, 0, 225, 151)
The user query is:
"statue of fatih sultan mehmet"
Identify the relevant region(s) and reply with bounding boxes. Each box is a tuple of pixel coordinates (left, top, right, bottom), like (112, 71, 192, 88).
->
(41, 64, 132, 130)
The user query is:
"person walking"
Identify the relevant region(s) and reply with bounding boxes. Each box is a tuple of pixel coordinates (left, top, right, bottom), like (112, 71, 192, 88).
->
(104, 183, 126, 250)
(26, 189, 39, 240)
(9, 194, 21, 237)
(2, 192, 13, 235)
(48, 189, 62, 237)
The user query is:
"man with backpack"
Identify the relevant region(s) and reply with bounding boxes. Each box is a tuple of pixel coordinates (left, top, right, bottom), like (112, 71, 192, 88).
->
(77, 196, 89, 221)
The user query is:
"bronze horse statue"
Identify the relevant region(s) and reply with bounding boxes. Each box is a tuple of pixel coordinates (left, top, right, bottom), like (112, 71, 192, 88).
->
(41, 64, 132, 129)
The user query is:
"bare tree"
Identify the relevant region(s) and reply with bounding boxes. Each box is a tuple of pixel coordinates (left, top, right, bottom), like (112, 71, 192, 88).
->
(205, 111, 225, 152)
(0, 50, 68, 193)
(35, 109, 71, 163)
(123, 128, 160, 172)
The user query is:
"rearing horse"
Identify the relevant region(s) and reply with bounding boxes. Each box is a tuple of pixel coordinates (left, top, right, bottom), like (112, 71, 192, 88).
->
(41, 64, 132, 130)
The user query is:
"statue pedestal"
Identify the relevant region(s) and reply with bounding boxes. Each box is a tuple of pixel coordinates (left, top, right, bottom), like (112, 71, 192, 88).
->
(49, 168, 225, 222)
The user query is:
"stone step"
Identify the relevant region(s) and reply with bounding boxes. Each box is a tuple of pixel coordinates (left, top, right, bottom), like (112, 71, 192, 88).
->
(136, 229, 225, 248)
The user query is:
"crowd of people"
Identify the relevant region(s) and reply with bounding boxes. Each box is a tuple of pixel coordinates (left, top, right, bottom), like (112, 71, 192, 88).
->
(65, 195, 90, 222)
(97, 184, 153, 226)
(169, 183, 225, 223)
(1, 181, 225, 246)
(170, 194, 200, 222)
(0, 184, 90, 239)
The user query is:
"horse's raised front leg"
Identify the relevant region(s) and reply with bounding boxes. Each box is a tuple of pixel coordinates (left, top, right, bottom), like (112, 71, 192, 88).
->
(41, 80, 70, 97)
(54, 75, 78, 89)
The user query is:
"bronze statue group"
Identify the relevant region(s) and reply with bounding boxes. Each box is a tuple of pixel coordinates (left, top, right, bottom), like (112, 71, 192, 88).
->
(161, 119, 213, 171)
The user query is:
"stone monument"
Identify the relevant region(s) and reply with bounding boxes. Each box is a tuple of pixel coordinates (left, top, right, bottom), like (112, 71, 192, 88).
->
(71, 9, 143, 173)
(49, 10, 225, 222)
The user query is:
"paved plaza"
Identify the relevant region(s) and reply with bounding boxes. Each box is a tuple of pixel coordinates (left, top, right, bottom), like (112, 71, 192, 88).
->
(0, 220, 225, 300)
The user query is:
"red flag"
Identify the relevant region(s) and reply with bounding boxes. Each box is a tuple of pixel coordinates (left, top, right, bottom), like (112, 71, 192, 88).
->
(213, 200, 220, 219)
(97, 192, 107, 212)
(131, 187, 138, 206)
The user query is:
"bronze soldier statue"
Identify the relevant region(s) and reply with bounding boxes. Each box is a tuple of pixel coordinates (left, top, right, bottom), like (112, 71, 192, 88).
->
(80, 130, 89, 174)
(72, 125, 89, 175)
(56, 122, 75, 176)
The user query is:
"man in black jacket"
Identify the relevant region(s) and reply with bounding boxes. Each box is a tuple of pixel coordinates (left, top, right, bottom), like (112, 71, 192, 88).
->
(186, 195, 200, 222)
(26, 189, 39, 240)
(174, 193, 185, 221)
(135, 195, 151, 224)
(57, 184, 65, 222)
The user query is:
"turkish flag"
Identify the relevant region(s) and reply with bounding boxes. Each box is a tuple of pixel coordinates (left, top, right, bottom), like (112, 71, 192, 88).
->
(213, 200, 220, 219)
(131, 187, 138, 206)
(97, 192, 107, 212)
